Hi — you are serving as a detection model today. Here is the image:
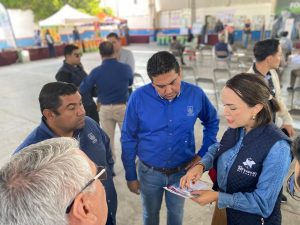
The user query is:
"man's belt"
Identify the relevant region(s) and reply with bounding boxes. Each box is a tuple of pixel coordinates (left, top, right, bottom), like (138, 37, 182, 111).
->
(101, 103, 126, 106)
(141, 160, 188, 176)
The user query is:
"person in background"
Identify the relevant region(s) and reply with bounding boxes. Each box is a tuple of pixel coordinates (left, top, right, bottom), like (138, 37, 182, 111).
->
(225, 23, 235, 45)
(0, 137, 108, 225)
(121, 51, 219, 225)
(181, 73, 292, 225)
(287, 67, 300, 91)
(213, 34, 232, 59)
(170, 36, 186, 65)
(15, 82, 117, 225)
(279, 31, 292, 63)
(243, 19, 251, 49)
(80, 41, 133, 161)
(107, 32, 135, 94)
(214, 19, 224, 34)
(248, 39, 295, 138)
(73, 26, 81, 42)
(184, 33, 198, 61)
(34, 29, 41, 47)
(45, 29, 56, 58)
(55, 44, 99, 124)
(106, 32, 135, 72)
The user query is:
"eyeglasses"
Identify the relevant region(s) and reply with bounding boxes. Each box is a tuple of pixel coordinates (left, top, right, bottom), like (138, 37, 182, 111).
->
(286, 172, 300, 201)
(65, 166, 107, 214)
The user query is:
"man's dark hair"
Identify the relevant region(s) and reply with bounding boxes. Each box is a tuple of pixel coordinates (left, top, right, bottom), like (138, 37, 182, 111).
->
(106, 32, 119, 40)
(64, 44, 79, 56)
(280, 31, 289, 37)
(253, 39, 280, 62)
(147, 51, 180, 80)
(292, 136, 300, 162)
(99, 41, 114, 57)
(39, 82, 78, 116)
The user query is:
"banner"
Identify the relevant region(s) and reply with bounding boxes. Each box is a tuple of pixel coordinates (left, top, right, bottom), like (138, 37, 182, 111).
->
(0, 3, 17, 48)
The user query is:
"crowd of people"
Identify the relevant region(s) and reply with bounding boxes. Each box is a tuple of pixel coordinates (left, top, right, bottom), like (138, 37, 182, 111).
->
(1, 26, 300, 225)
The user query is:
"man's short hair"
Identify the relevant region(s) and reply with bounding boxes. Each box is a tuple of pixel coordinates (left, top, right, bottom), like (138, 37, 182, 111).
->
(280, 31, 289, 37)
(99, 41, 114, 57)
(106, 32, 119, 40)
(253, 39, 280, 62)
(0, 138, 94, 225)
(293, 136, 300, 162)
(39, 82, 78, 115)
(64, 44, 79, 56)
(147, 51, 180, 80)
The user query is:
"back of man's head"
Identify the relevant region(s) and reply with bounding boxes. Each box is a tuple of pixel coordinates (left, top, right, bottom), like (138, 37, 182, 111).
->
(147, 51, 180, 80)
(106, 32, 119, 40)
(280, 31, 289, 37)
(293, 136, 300, 162)
(253, 39, 279, 62)
(64, 44, 79, 56)
(39, 82, 78, 115)
(0, 138, 93, 225)
(99, 41, 114, 58)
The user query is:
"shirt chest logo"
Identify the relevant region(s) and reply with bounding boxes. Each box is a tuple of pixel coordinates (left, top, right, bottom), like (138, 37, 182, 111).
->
(243, 158, 256, 169)
(187, 106, 194, 117)
(237, 158, 257, 177)
(88, 132, 97, 144)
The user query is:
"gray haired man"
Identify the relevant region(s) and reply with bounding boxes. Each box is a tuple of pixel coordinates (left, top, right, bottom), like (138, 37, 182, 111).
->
(0, 137, 108, 225)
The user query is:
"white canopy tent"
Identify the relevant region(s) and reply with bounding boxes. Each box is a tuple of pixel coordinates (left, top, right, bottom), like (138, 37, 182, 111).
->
(39, 4, 97, 26)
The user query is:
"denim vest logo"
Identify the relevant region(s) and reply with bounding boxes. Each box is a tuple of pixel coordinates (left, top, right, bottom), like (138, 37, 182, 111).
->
(187, 106, 194, 116)
(237, 158, 257, 177)
(88, 132, 97, 144)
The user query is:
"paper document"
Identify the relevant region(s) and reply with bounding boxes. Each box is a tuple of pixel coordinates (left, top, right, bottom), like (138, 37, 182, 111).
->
(164, 180, 210, 199)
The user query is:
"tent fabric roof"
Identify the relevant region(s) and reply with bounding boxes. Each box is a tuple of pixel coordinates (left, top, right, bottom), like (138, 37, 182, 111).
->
(97, 12, 126, 25)
(39, 4, 97, 26)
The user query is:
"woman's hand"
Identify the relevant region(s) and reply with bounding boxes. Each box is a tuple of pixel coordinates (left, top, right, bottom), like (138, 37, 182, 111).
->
(180, 164, 204, 189)
(191, 190, 219, 206)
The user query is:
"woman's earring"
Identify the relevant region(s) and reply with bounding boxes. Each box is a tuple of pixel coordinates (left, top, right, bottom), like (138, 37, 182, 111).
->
(252, 115, 256, 120)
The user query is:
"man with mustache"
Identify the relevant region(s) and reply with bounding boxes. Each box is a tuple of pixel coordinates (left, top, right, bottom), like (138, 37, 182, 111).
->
(15, 82, 117, 225)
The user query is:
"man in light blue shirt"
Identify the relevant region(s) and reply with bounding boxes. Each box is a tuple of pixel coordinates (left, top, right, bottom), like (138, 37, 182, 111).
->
(121, 51, 219, 225)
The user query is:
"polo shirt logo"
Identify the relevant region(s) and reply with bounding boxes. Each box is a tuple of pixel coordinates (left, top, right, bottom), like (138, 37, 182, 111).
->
(187, 106, 194, 116)
(88, 132, 97, 144)
(237, 158, 257, 177)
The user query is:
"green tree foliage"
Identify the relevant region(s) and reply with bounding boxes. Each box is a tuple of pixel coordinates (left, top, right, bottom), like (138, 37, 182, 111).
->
(1, 0, 110, 22)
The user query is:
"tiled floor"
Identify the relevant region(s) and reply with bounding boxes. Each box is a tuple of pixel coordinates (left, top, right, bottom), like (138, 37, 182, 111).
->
(0, 43, 299, 224)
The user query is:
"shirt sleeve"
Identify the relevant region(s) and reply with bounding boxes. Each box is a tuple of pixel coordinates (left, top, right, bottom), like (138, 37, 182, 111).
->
(95, 124, 114, 171)
(121, 93, 139, 181)
(218, 140, 291, 217)
(200, 143, 220, 170)
(79, 70, 95, 95)
(197, 91, 219, 157)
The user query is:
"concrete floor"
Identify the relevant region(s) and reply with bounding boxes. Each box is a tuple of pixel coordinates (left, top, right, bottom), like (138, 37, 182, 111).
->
(0, 43, 299, 224)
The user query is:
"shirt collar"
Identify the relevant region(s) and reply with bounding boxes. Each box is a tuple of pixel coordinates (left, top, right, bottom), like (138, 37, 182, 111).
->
(253, 63, 271, 77)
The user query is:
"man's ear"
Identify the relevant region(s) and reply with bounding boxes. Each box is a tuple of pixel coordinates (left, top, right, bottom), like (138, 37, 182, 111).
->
(69, 193, 97, 225)
(42, 109, 56, 120)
